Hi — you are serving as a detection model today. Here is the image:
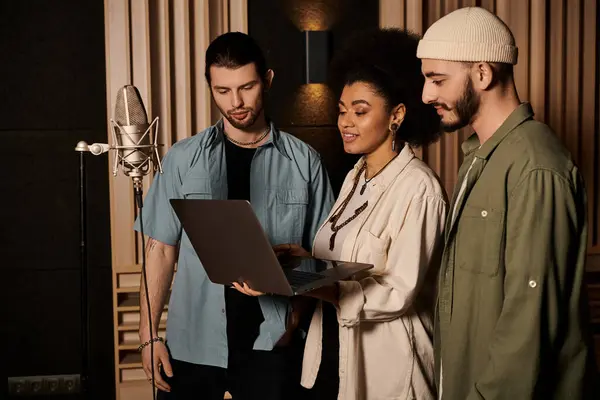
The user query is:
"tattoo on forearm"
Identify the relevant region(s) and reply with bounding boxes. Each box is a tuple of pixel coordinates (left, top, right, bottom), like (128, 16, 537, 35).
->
(146, 238, 158, 254)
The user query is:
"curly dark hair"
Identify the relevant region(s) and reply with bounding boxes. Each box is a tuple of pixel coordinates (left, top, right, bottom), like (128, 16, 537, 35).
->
(329, 28, 442, 148)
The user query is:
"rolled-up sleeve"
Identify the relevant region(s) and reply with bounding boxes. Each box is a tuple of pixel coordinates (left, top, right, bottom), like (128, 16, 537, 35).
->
(304, 154, 335, 252)
(337, 195, 447, 327)
(133, 148, 185, 245)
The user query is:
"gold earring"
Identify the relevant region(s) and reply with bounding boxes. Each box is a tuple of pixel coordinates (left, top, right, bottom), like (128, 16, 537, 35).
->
(390, 123, 399, 151)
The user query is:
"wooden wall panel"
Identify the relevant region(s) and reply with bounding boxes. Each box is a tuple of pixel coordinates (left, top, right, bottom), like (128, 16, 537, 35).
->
(529, 0, 546, 122)
(105, 0, 136, 269)
(379, 0, 405, 29)
(564, 0, 581, 169)
(172, 0, 193, 144)
(193, 0, 212, 134)
(581, 0, 598, 249)
(381, 0, 599, 253)
(549, 0, 566, 142)
(509, 0, 531, 101)
(230, 0, 249, 32)
(104, 2, 137, 397)
(149, 0, 173, 153)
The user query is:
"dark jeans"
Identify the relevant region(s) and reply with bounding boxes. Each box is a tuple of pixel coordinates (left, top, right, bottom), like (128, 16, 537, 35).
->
(157, 343, 309, 400)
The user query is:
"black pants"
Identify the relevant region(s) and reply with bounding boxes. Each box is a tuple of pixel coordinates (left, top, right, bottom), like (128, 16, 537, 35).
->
(157, 344, 309, 400)
(310, 302, 340, 400)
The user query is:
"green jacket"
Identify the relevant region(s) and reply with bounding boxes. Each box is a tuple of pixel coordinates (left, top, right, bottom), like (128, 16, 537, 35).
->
(435, 103, 597, 399)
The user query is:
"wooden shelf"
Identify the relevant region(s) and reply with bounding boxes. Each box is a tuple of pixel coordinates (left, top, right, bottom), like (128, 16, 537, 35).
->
(114, 263, 178, 273)
(118, 306, 140, 312)
(119, 380, 148, 388)
(117, 286, 173, 293)
(116, 286, 141, 293)
(117, 296, 141, 311)
(121, 367, 148, 382)
(115, 264, 143, 273)
(118, 322, 166, 331)
(117, 295, 169, 311)
(119, 352, 142, 369)
(119, 341, 141, 350)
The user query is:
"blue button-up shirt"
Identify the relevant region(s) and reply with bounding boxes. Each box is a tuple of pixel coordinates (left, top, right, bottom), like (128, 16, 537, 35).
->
(134, 120, 334, 367)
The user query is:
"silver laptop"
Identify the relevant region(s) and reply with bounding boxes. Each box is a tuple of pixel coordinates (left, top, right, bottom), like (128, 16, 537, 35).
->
(169, 199, 373, 297)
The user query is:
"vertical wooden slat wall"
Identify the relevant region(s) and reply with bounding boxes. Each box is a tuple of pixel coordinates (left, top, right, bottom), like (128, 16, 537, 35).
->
(104, 1, 247, 399)
(380, 0, 599, 254)
(582, 0, 598, 250)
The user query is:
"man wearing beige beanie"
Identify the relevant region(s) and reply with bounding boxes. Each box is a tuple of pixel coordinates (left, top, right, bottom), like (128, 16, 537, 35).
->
(417, 6, 597, 400)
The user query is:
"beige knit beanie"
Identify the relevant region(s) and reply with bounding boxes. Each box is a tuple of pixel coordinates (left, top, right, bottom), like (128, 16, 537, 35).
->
(417, 7, 518, 64)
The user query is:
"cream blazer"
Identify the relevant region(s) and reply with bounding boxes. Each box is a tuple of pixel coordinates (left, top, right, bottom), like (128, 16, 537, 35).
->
(302, 145, 448, 400)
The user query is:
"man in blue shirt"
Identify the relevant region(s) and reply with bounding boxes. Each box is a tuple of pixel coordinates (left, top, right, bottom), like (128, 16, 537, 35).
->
(135, 32, 334, 399)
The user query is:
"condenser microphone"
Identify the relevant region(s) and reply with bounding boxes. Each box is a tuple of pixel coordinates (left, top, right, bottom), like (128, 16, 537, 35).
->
(110, 85, 162, 187)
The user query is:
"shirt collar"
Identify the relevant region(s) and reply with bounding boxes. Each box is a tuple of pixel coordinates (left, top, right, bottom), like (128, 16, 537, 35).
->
(462, 102, 534, 158)
(352, 143, 416, 190)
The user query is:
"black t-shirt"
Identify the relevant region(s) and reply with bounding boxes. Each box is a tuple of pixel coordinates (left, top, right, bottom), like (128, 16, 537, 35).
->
(223, 138, 264, 352)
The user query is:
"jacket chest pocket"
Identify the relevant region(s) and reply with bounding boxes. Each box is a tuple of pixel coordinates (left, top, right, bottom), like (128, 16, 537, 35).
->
(455, 204, 504, 277)
(182, 178, 212, 199)
(355, 229, 388, 271)
(276, 188, 309, 243)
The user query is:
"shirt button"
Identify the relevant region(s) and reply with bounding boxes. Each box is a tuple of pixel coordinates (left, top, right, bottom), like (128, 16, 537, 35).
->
(222, 309, 225, 313)
(481, 210, 488, 217)
(528, 280, 537, 288)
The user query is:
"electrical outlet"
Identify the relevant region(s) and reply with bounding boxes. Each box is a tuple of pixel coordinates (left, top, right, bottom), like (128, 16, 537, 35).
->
(30, 377, 44, 394)
(8, 374, 81, 395)
(45, 377, 60, 393)
(8, 378, 28, 395)
(62, 374, 80, 393)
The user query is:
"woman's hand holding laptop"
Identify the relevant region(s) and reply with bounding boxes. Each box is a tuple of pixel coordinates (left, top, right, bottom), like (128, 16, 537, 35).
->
(232, 243, 339, 306)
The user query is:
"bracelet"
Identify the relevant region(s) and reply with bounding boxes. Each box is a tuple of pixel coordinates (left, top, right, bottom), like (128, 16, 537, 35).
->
(138, 337, 164, 352)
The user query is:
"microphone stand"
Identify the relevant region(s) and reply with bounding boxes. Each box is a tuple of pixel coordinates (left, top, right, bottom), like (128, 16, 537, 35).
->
(133, 178, 144, 208)
(74, 142, 153, 397)
(74, 141, 91, 394)
(85, 111, 162, 399)
(131, 176, 158, 400)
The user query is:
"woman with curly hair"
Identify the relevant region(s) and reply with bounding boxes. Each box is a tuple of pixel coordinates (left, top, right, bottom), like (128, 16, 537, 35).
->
(275, 28, 448, 399)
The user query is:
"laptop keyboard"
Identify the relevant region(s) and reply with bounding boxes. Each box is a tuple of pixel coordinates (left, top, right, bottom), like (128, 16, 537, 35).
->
(285, 269, 325, 288)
